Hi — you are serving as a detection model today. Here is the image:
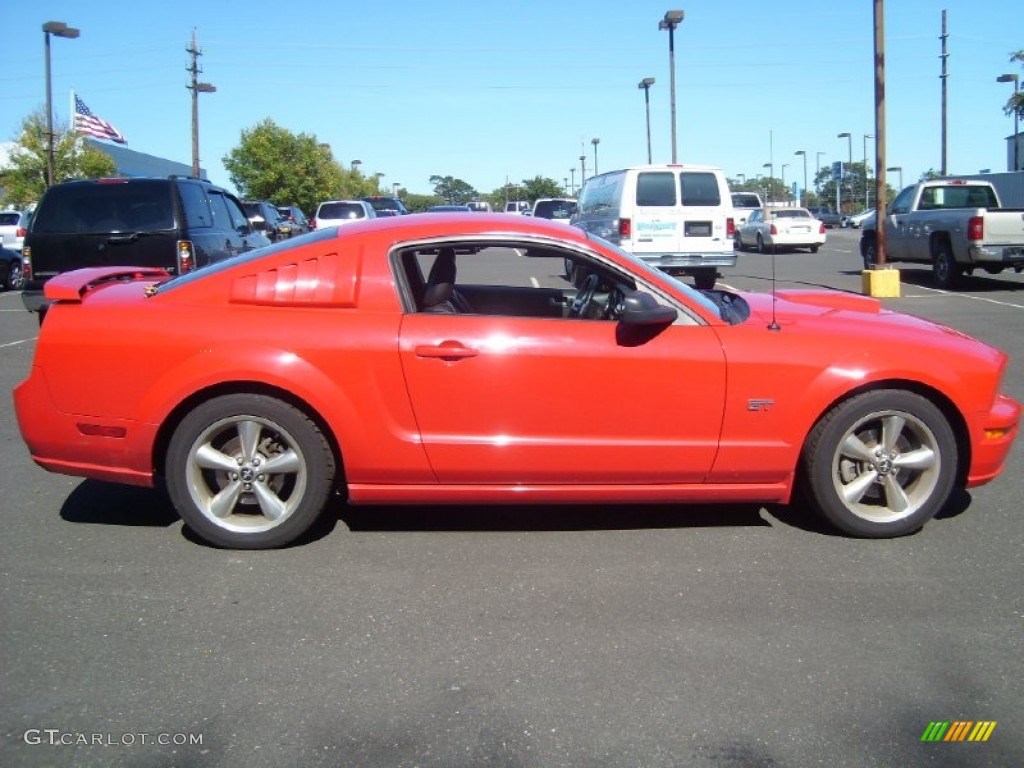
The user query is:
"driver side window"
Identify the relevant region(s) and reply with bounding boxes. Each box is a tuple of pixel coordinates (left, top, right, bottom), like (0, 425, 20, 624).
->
(399, 242, 634, 321)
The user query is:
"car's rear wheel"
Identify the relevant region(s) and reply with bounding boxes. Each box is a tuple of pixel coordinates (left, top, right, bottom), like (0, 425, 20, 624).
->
(800, 390, 957, 538)
(810, 244, 820, 253)
(166, 394, 335, 549)
(932, 241, 962, 289)
(692, 269, 716, 290)
(2, 258, 23, 291)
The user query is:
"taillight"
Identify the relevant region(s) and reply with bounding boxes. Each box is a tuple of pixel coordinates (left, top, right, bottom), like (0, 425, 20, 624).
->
(309, 219, 317, 230)
(618, 218, 632, 238)
(21, 245, 33, 280)
(177, 240, 195, 273)
(819, 223, 826, 234)
(967, 215, 984, 241)
(726, 217, 735, 237)
(16, 227, 27, 238)
(770, 224, 778, 235)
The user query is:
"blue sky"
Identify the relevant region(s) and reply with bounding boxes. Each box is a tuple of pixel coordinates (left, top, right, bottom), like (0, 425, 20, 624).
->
(3, 1, 1020, 199)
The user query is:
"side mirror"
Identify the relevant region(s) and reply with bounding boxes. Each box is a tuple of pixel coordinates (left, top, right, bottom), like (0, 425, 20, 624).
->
(620, 290, 677, 326)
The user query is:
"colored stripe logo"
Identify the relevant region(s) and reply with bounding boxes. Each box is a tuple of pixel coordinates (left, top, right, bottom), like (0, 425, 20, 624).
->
(921, 721, 997, 742)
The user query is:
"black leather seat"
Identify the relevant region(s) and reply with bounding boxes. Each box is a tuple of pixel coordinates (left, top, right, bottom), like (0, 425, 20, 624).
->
(422, 248, 473, 313)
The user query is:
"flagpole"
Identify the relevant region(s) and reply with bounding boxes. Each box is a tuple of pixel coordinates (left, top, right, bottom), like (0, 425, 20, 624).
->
(69, 88, 74, 143)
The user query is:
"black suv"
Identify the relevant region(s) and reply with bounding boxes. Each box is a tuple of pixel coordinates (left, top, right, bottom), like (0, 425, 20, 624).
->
(22, 176, 270, 311)
(363, 195, 409, 217)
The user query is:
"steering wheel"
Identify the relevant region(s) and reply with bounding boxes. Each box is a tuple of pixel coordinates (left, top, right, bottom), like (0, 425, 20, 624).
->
(602, 287, 626, 320)
(569, 273, 599, 318)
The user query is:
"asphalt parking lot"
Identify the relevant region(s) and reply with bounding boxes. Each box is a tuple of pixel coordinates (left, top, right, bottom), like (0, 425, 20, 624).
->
(1, 229, 1022, 767)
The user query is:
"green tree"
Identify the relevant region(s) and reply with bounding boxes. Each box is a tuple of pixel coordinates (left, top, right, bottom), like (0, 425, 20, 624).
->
(429, 175, 477, 204)
(0, 109, 116, 207)
(223, 119, 367, 214)
(1003, 51, 1024, 120)
(403, 192, 443, 213)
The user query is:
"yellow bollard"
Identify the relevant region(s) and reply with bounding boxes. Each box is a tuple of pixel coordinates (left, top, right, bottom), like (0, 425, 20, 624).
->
(862, 267, 901, 297)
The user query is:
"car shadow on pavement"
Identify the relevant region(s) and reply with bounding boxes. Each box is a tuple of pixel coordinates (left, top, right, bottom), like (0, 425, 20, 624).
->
(59, 479, 179, 527)
(336, 502, 771, 533)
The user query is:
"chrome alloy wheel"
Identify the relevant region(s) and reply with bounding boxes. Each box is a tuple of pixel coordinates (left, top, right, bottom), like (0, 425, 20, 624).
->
(184, 415, 308, 534)
(831, 409, 942, 524)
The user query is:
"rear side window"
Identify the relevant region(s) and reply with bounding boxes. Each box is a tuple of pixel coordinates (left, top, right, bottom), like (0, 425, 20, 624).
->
(680, 173, 722, 206)
(578, 174, 622, 214)
(636, 172, 676, 206)
(206, 192, 237, 231)
(180, 183, 215, 228)
(0, 212, 20, 226)
(31, 181, 173, 234)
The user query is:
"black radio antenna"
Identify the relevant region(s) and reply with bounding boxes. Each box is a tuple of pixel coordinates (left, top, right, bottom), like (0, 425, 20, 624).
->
(767, 243, 781, 331)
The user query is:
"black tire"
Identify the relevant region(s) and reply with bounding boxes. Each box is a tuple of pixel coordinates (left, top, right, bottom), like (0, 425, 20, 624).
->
(932, 241, 961, 289)
(810, 244, 819, 254)
(734, 236, 744, 252)
(165, 394, 335, 549)
(692, 270, 716, 290)
(800, 390, 957, 538)
(2, 258, 22, 291)
(860, 236, 876, 269)
(757, 234, 767, 254)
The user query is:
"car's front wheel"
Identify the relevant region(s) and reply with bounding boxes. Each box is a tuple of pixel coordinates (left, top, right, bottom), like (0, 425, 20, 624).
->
(800, 390, 957, 538)
(166, 394, 336, 549)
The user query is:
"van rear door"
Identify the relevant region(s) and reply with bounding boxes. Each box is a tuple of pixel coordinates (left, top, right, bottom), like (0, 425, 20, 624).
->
(629, 170, 685, 258)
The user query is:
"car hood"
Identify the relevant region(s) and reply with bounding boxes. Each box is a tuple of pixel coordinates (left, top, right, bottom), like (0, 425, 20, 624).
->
(739, 288, 980, 342)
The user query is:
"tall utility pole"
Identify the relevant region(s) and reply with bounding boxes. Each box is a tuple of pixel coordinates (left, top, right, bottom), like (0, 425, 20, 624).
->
(874, 0, 888, 267)
(939, 10, 948, 177)
(658, 11, 684, 163)
(187, 28, 216, 179)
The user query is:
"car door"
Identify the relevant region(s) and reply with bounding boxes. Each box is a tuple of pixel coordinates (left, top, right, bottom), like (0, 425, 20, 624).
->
(884, 186, 916, 260)
(397, 245, 727, 485)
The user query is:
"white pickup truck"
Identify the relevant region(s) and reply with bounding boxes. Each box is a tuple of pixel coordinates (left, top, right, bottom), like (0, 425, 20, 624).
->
(859, 178, 1024, 289)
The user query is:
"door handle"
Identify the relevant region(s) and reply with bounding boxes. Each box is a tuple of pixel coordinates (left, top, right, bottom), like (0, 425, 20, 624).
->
(415, 342, 479, 360)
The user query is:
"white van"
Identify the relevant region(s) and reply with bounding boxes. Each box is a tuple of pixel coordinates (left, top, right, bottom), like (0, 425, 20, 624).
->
(571, 164, 735, 289)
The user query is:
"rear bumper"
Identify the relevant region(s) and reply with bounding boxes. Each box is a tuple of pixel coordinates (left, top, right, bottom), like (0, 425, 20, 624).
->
(637, 251, 737, 270)
(14, 368, 157, 488)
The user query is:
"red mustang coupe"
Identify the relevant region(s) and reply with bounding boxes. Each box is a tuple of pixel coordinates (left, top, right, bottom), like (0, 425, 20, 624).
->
(14, 214, 1019, 548)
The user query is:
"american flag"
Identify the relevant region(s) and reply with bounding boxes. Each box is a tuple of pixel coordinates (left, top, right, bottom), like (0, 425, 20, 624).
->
(74, 95, 127, 144)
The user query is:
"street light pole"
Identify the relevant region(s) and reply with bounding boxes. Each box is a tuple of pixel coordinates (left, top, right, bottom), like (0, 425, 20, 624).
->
(580, 154, 586, 184)
(886, 165, 903, 191)
(658, 10, 684, 163)
(837, 132, 852, 211)
(570, 167, 576, 195)
(794, 150, 808, 206)
(997, 73, 1020, 171)
(863, 133, 874, 209)
(591, 137, 600, 176)
(781, 163, 789, 204)
(762, 162, 773, 203)
(638, 77, 655, 164)
(42, 20, 80, 187)
(351, 159, 362, 172)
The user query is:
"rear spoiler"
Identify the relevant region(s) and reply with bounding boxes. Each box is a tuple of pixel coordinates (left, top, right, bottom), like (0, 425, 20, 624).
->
(43, 267, 171, 303)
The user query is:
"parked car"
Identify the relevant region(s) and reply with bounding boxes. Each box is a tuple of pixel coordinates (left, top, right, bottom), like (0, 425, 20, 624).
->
(531, 198, 577, 220)
(313, 200, 376, 229)
(1, 246, 24, 291)
(14, 213, 1018, 549)
(843, 208, 875, 229)
(0, 209, 31, 252)
(735, 207, 827, 253)
(572, 163, 736, 289)
(363, 196, 408, 217)
(730, 192, 763, 230)
(465, 201, 493, 212)
(276, 205, 310, 237)
(20, 176, 269, 312)
(860, 178, 1024, 287)
(503, 201, 531, 215)
(242, 201, 287, 242)
(807, 207, 843, 228)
